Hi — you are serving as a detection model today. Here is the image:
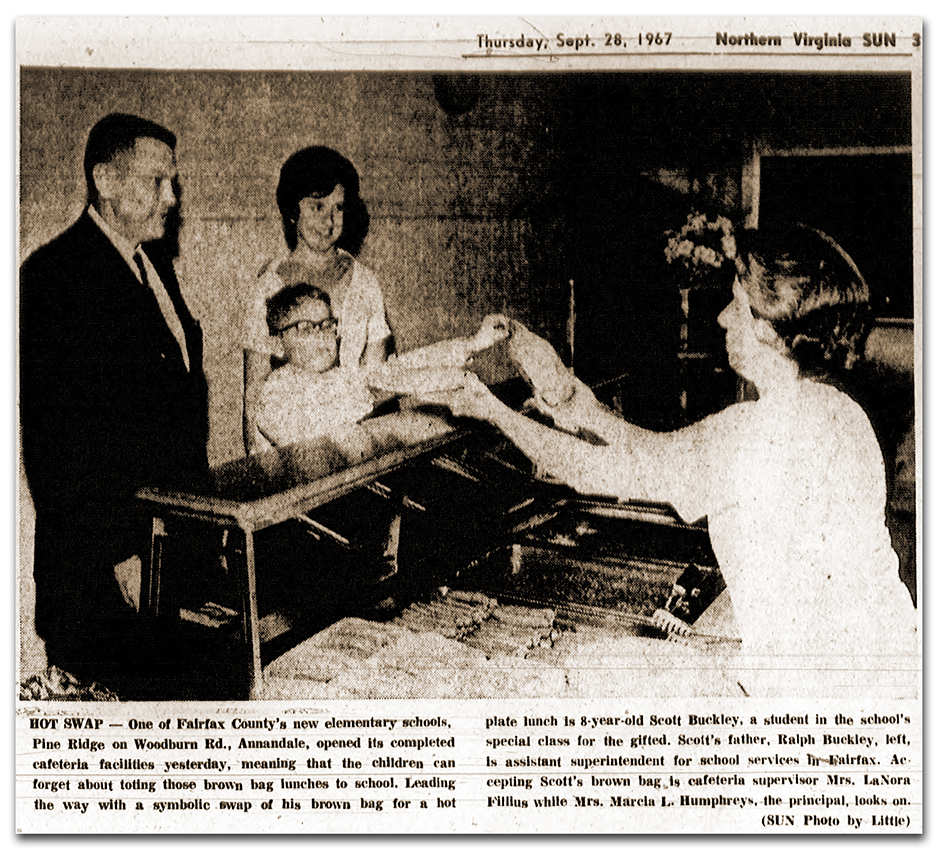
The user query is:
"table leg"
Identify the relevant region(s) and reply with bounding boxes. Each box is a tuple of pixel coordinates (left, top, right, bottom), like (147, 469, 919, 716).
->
(236, 524, 263, 699)
(141, 515, 165, 617)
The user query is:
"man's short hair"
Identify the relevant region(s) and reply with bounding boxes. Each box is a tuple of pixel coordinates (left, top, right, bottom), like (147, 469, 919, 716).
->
(84, 112, 176, 209)
(266, 283, 332, 335)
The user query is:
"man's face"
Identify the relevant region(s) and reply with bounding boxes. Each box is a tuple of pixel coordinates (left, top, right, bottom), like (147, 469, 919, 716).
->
(100, 136, 177, 245)
(278, 297, 339, 374)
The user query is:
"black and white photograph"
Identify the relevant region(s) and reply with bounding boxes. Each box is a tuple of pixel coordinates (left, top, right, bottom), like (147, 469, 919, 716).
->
(15, 16, 922, 833)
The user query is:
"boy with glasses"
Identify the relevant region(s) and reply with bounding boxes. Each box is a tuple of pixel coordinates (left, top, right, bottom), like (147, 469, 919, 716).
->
(255, 282, 507, 450)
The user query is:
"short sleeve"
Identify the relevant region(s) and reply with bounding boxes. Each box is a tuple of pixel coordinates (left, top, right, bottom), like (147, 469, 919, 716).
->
(256, 369, 295, 446)
(337, 261, 391, 369)
(358, 263, 391, 343)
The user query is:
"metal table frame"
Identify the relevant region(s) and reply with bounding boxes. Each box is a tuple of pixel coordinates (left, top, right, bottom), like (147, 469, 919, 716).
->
(136, 423, 463, 699)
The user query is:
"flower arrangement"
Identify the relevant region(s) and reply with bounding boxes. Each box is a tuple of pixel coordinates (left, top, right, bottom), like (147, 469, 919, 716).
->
(664, 212, 737, 280)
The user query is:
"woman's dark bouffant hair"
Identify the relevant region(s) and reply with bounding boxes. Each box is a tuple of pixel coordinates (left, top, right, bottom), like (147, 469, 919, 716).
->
(736, 224, 872, 381)
(276, 146, 369, 254)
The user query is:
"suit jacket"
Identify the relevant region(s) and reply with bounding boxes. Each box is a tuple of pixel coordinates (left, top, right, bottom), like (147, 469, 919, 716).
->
(20, 211, 209, 645)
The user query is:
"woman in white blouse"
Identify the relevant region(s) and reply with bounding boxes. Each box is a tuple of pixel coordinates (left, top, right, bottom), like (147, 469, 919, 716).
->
(242, 146, 391, 453)
(421, 225, 917, 695)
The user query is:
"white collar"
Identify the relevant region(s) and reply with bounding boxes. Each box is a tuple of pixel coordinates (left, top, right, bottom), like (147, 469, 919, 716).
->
(88, 205, 143, 274)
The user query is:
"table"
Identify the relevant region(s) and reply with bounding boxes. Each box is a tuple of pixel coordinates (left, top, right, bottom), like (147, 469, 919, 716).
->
(135, 412, 464, 699)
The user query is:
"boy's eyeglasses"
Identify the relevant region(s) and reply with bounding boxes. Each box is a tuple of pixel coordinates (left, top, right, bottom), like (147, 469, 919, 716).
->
(276, 317, 338, 337)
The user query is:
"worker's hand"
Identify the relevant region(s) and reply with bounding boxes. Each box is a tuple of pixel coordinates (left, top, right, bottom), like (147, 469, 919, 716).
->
(413, 372, 500, 422)
(527, 376, 599, 431)
(468, 313, 511, 355)
(505, 319, 577, 408)
(114, 555, 142, 612)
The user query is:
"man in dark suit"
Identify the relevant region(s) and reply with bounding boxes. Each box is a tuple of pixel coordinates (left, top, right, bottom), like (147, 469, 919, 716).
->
(20, 113, 209, 691)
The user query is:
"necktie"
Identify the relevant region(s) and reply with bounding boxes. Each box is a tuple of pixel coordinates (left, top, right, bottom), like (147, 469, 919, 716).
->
(133, 249, 190, 371)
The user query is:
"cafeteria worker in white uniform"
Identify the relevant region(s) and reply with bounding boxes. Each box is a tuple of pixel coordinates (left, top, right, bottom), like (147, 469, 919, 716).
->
(419, 225, 917, 698)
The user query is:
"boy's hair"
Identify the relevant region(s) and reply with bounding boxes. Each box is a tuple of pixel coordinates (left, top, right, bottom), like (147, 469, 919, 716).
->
(265, 283, 332, 335)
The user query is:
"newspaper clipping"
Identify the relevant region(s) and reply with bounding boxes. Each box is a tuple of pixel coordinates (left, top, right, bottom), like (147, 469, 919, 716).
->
(15, 16, 922, 833)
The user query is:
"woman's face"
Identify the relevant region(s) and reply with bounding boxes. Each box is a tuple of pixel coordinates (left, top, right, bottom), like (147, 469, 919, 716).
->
(278, 297, 339, 374)
(296, 185, 345, 254)
(718, 277, 765, 381)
